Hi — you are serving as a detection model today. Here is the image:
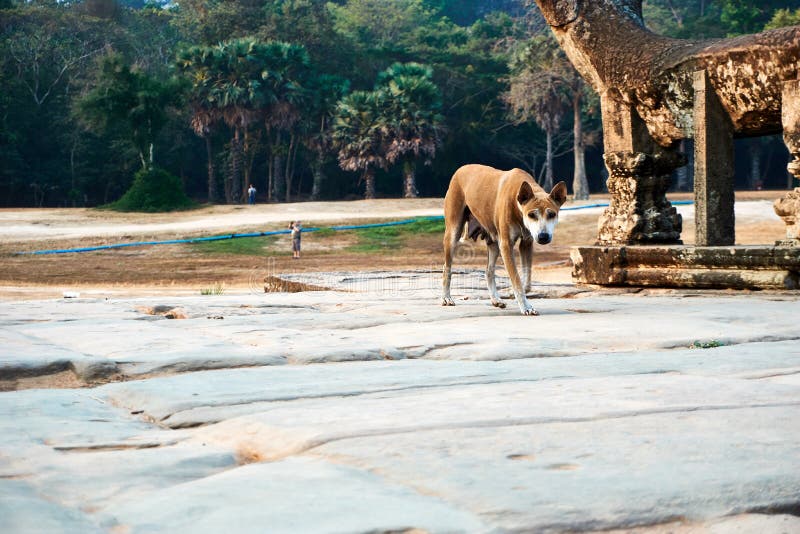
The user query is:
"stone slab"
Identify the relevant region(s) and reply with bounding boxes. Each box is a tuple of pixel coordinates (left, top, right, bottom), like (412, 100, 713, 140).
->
(315, 406, 800, 532)
(101, 340, 800, 428)
(3, 287, 800, 385)
(0, 479, 104, 534)
(572, 245, 800, 289)
(99, 458, 487, 534)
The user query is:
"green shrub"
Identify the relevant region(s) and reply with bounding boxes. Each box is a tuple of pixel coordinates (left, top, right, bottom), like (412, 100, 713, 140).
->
(108, 167, 195, 212)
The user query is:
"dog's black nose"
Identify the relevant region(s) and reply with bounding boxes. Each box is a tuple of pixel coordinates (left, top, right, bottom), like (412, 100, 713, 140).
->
(537, 233, 551, 245)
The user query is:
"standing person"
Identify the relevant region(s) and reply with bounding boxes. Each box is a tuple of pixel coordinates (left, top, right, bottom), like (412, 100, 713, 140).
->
(289, 220, 302, 259)
(247, 184, 257, 205)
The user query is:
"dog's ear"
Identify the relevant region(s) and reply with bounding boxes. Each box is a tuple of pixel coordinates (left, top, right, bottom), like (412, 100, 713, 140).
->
(550, 181, 568, 206)
(517, 181, 534, 204)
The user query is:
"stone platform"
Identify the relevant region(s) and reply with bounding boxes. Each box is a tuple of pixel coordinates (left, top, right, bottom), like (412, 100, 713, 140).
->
(572, 245, 800, 289)
(2, 275, 800, 532)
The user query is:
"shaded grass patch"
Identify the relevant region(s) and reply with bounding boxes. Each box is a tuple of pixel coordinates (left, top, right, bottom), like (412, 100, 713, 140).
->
(191, 235, 282, 256)
(314, 227, 337, 238)
(347, 218, 444, 253)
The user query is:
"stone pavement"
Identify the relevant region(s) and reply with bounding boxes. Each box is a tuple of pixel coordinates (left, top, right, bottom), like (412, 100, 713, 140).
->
(1, 271, 799, 533)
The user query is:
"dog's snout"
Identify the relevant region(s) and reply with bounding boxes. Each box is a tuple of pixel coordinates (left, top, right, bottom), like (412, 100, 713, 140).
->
(537, 233, 551, 245)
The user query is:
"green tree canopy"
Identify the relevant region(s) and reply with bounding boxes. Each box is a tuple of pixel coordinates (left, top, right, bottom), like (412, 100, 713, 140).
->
(78, 53, 182, 170)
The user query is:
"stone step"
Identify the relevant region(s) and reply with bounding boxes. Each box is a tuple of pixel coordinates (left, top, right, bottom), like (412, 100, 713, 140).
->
(572, 245, 800, 289)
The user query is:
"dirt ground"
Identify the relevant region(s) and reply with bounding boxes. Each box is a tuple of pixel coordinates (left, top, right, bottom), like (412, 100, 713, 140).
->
(0, 192, 788, 300)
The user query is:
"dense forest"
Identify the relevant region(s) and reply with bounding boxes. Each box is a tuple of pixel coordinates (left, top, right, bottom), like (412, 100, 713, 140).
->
(1, 0, 799, 208)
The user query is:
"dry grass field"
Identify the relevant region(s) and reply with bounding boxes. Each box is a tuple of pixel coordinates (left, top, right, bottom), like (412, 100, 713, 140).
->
(0, 192, 787, 299)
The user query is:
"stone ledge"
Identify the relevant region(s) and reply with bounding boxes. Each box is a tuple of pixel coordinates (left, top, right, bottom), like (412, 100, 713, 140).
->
(571, 245, 800, 289)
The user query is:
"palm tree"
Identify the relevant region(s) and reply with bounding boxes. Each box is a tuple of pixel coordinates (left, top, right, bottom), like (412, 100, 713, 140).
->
(177, 45, 220, 202)
(377, 62, 444, 198)
(256, 41, 310, 202)
(212, 39, 266, 203)
(302, 74, 349, 200)
(179, 39, 265, 203)
(332, 91, 388, 200)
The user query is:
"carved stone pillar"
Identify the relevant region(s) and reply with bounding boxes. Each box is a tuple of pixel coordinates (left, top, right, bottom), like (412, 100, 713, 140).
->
(776, 77, 800, 246)
(597, 151, 683, 245)
(693, 70, 735, 246)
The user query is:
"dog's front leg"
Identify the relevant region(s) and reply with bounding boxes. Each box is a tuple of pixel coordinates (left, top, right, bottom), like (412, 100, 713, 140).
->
(486, 242, 506, 308)
(519, 237, 534, 294)
(499, 239, 538, 316)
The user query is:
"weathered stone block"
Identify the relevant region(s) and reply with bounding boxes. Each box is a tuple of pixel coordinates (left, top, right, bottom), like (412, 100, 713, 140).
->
(572, 245, 800, 289)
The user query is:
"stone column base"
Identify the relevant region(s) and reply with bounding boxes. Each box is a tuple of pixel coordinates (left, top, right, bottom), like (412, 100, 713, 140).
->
(597, 151, 683, 245)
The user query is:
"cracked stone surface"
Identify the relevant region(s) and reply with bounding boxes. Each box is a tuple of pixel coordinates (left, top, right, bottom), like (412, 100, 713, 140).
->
(1, 274, 800, 532)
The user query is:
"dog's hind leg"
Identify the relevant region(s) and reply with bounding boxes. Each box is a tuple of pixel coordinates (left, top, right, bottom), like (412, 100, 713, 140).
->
(442, 234, 456, 306)
(486, 241, 506, 308)
(442, 209, 467, 306)
(519, 237, 534, 294)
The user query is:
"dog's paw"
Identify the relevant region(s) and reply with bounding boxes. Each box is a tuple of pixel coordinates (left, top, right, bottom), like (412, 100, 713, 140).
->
(441, 296, 455, 306)
(521, 305, 539, 316)
(491, 298, 506, 309)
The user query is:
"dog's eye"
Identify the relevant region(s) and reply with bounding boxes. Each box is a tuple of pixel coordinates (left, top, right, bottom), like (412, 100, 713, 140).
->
(528, 211, 538, 220)
(546, 210, 556, 220)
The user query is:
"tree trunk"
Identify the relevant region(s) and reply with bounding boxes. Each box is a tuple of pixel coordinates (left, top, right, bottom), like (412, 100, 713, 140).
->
(291, 138, 300, 197)
(310, 154, 325, 201)
(295, 161, 304, 199)
(266, 126, 273, 202)
(571, 93, 589, 200)
(364, 168, 376, 200)
(403, 159, 418, 198)
(70, 137, 77, 207)
(205, 135, 217, 203)
(228, 129, 243, 204)
(675, 139, 690, 191)
(544, 128, 554, 191)
(284, 133, 295, 203)
(271, 130, 285, 201)
(243, 129, 252, 201)
(749, 139, 762, 190)
(272, 153, 285, 201)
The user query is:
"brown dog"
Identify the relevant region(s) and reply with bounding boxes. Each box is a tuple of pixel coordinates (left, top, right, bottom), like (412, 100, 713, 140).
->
(442, 164, 567, 316)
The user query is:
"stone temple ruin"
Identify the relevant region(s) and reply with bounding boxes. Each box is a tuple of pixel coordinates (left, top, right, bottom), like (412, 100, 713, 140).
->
(533, 0, 800, 289)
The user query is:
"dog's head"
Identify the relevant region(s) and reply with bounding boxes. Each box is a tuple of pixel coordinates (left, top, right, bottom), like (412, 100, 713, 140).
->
(517, 181, 567, 245)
